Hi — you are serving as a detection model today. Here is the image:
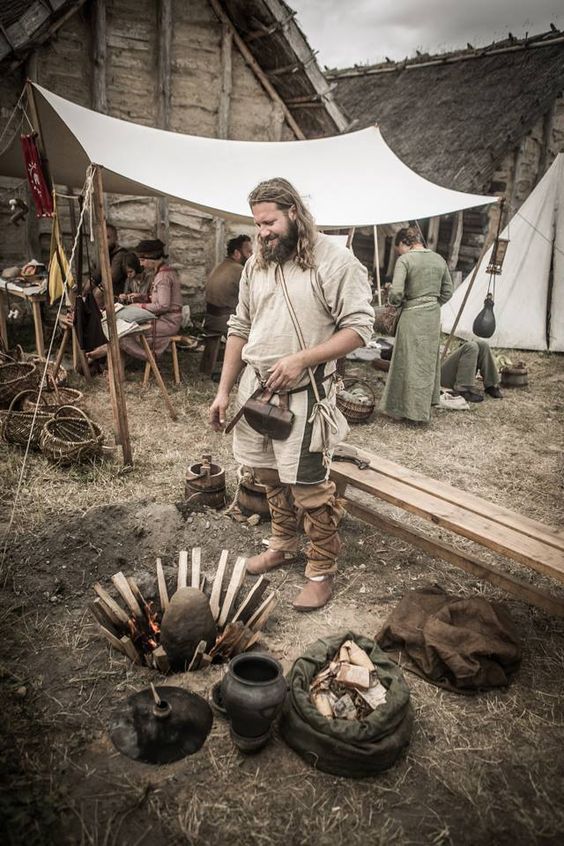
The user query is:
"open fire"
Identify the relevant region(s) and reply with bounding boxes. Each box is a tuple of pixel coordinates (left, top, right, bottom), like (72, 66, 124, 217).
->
(89, 547, 278, 672)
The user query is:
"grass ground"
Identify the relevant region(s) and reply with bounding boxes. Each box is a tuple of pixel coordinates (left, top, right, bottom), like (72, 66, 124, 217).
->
(0, 336, 563, 846)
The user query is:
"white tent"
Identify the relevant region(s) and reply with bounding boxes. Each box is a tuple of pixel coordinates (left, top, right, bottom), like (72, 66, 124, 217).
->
(442, 155, 564, 352)
(0, 84, 497, 228)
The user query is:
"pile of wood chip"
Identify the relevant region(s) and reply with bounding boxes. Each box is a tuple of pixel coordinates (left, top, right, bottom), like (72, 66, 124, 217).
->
(310, 640, 387, 721)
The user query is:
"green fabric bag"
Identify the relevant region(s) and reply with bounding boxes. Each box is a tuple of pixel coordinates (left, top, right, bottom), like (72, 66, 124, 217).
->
(279, 631, 413, 778)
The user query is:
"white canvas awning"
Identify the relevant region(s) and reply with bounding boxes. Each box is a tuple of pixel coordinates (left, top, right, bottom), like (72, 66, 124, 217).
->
(0, 84, 497, 228)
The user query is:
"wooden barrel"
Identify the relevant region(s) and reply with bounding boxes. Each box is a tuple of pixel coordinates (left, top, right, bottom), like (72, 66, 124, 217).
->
(185, 456, 226, 509)
(236, 467, 270, 517)
(501, 365, 528, 387)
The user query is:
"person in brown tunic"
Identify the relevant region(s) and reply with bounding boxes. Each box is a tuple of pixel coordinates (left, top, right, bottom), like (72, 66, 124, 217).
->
(87, 239, 182, 363)
(90, 223, 129, 304)
(204, 235, 253, 335)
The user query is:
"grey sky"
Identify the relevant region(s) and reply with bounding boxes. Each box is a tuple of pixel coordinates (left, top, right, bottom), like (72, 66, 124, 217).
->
(289, 0, 563, 68)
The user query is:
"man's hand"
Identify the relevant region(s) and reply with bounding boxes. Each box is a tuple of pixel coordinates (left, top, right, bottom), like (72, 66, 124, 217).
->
(209, 390, 230, 431)
(265, 352, 306, 392)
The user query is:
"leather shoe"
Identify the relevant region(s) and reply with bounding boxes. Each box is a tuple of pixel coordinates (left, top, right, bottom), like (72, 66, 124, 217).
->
(456, 388, 484, 403)
(485, 385, 503, 398)
(246, 549, 296, 575)
(292, 576, 334, 612)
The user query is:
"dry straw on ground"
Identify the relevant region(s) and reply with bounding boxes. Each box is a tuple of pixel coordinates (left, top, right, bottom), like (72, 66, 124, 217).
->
(0, 347, 563, 846)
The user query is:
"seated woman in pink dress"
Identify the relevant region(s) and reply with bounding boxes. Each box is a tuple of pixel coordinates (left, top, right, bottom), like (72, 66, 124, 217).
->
(87, 239, 182, 364)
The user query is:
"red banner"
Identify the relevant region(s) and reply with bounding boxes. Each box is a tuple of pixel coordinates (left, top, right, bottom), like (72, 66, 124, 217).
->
(20, 133, 54, 217)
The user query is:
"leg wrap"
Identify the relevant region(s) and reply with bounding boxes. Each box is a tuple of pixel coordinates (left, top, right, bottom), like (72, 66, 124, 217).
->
(253, 467, 299, 553)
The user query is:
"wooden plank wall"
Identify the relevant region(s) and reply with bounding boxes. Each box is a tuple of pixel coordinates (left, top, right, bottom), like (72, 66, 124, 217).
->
(0, 0, 296, 312)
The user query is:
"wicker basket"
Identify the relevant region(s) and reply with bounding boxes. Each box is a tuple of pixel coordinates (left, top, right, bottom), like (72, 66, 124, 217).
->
(1, 390, 53, 449)
(0, 340, 24, 364)
(0, 361, 38, 407)
(336, 379, 376, 423)
(21, 375, 82, 413)
(40, 405, 104, 464)
(26, 356, 68, 387)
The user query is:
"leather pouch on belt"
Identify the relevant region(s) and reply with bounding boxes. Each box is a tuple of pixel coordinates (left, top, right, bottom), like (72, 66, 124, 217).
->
(243, 391, 294, 440)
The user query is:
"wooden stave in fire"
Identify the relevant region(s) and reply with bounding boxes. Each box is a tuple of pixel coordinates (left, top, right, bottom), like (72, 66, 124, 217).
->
(89, 547, 278, 672)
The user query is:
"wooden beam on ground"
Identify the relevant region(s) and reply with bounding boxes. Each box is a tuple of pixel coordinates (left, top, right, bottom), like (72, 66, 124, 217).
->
(335, 447, 564, 552)
(191, 547, 201, 588)
(152, 645, 170, 673)
(92, 166, 132, 464)
(208, 0, 306, 140)
(330, 460, 564, 584)
(210, 549, 228, 621)
(156, 557, 169, 613)
(177, 550, 188, 591)
(343, 496, 564, 618)
(218, 556, 247, 627)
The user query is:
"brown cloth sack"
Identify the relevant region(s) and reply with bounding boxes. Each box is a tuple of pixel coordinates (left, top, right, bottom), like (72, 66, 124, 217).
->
(376, 586, 521, 693)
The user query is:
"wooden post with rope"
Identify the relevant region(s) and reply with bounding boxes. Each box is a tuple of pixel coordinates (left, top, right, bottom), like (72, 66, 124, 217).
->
(441, 198, 505, 361)
(92, 165, 133, 466)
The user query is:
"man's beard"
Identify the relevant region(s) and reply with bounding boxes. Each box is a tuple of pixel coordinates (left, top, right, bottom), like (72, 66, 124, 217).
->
(260, 220, 299, 264)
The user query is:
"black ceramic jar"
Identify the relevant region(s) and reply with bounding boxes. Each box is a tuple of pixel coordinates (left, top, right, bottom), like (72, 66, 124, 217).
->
(221, 652, 286, 752)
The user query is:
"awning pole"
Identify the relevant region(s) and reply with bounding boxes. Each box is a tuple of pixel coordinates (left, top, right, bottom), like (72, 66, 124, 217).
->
(373, 225, 382, 306)
(92, 165, 133, 466)
(441, 198, 505, 360)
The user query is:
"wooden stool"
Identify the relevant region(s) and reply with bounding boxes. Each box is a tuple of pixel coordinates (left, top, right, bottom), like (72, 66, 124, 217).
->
(53, 315, 91, 382)
(199, 333, 222, 377)
(143, 335, 203, 387)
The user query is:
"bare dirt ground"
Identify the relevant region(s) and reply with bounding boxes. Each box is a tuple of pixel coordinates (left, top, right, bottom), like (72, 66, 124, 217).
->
(1, 344, 563, 846)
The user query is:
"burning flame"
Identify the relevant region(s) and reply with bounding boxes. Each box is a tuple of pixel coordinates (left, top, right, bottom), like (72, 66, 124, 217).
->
(128, 600, 161, 653)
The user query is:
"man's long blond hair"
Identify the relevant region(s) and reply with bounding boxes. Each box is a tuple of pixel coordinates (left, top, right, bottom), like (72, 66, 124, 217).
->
(248, 177, 317, 270)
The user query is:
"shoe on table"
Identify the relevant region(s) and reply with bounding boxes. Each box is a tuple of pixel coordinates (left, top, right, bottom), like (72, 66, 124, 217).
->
(292, 576, 334, 612)
(485, 385, 503, 399)
(455, 388, 484, 403)
(245, 548, 296, 575)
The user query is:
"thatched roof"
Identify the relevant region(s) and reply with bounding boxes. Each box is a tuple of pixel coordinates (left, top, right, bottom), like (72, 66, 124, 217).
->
(221, 0, 348, 137)
(0, 0, 348, 139)
(329, 31, 564, 192)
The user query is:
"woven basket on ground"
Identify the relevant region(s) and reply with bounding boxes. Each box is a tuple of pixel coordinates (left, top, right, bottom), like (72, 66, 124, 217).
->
(0, 361, 38, 407)
(0, 340, 24, 364)
(26, 356, 68, 387)
(40, 405, 104, 464)
(1, 390, 53, 449)
(21, 375, 82, 413)
(336, 379, 376, 423)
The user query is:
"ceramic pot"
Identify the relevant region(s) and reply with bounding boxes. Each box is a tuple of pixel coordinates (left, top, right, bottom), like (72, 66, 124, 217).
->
(221, 653, 286, 752)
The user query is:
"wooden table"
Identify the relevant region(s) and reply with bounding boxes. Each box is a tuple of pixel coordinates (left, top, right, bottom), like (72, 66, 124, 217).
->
(0, 277, 47, 357)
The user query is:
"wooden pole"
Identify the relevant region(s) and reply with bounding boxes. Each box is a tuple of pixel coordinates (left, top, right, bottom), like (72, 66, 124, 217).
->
(214, 21, 233, 264)
(92, 166, 133, 465)
(373, 225, 382, 306)
(346, 227, 355, 250)
(442, 198, 504, 360)
(156, 0, 172, 243)
(208, 0, 306, 140)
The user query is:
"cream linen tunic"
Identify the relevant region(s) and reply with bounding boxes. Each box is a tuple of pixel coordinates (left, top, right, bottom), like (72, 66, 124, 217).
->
(227, 234, 374, 484)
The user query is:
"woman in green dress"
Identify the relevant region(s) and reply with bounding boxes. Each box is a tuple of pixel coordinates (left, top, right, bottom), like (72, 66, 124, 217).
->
(381, 227, 453, 423)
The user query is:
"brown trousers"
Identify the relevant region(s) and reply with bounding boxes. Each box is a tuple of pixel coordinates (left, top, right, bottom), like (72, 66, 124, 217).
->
(253, 467, 345, 579)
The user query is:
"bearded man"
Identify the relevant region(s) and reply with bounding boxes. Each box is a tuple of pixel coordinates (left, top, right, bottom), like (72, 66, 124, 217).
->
(209, 178, 373, 611)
